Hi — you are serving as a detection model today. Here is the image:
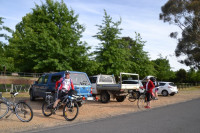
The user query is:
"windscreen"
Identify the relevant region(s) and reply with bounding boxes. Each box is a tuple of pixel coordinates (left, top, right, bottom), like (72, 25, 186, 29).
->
(99, 75, 116, 83)
(70, 73, 90, 85)
(121, 74, 138, 84)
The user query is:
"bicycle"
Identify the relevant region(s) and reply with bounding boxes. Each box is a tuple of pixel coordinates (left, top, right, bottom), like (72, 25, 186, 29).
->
(42, 92, 82, 121)
(0, 92, 33, 122)
(137, 90, 157, 109)
(128, 91, 140, 102)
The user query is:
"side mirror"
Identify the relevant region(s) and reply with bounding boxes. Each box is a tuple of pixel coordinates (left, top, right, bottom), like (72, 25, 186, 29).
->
(34, 81, 38, 84)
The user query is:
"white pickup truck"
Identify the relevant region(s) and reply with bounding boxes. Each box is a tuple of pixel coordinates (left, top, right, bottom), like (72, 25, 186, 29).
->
(89, 73, 140, 103)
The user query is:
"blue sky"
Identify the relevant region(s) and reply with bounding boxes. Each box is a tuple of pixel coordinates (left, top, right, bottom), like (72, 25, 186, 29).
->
(0, 0, 190, 71)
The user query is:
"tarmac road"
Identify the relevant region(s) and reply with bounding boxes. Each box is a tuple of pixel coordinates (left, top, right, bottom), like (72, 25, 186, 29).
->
(28, 98, 200, 133)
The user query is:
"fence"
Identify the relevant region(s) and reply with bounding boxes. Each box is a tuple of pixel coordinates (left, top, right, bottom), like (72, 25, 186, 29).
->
(0, 71, 43, 78)
(0, 84, 31, 93)
(176, 83, 200, 89)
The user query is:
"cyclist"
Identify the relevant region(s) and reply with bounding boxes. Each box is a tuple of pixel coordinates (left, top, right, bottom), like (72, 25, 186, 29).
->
(53, 70, 75, 110)
(144, 77, 155, 108)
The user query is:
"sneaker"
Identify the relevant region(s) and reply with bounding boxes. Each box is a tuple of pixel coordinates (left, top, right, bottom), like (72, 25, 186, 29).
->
(154, 97, 158, 100)
(145, 106, 151, 109)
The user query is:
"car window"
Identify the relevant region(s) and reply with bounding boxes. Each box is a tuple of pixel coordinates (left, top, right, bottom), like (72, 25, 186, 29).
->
(169, 83, 175, 86)
(38, 76, 44, 84)
(70, 73, 90, 85)
(89, 77, 97, 84)
(51, 75, 62, 83)
(99, 75, 115, 83)
(159, 83, 166, 86)
(44, 75, 49, 84)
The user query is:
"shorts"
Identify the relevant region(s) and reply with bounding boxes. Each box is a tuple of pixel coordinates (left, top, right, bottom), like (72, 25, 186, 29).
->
(57, 89, 75, 100)
(145, 92, 152, 102)
(58, 91, 67, 101)
(155, 87, 159, 92)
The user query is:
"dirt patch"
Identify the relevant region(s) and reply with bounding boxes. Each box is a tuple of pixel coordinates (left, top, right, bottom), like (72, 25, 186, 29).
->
(1, 89, 200, 133)
(0, 76, 37, 84)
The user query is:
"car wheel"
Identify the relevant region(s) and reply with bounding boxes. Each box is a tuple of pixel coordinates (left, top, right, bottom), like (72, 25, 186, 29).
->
(162, 90, 168, 96)
(116, 96, 126, 102)
(30, 89, 35, 101)
(170, 93, 175, 96)
(100, 91, 110, 103)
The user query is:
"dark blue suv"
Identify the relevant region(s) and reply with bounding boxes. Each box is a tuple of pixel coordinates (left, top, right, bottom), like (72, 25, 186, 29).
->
(29, 71, 94, 103)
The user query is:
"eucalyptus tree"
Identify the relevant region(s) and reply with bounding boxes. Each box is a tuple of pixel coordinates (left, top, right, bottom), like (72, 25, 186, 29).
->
(160, 0, 200, 69)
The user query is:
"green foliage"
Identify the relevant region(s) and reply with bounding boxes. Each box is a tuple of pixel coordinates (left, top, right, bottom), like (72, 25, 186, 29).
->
(122, 34, 155, 78)
(175, 69, 187, 83)
(160, 0, 200, 70)
(0, 17, 14, 71)
(152, 55, 174, 81)
(93, 10, 131, 75)
(186, 68, 196, 83)
(7, 0, 90, 73)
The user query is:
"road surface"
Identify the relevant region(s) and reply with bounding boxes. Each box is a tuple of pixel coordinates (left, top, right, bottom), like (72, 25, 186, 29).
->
(27, 98, 200, 133)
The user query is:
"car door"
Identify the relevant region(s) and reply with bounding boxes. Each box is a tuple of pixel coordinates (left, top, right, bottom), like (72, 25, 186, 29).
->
(158, 82, 166, 94)
(33, 76, 44, 97)
(38, 74, 49, 98)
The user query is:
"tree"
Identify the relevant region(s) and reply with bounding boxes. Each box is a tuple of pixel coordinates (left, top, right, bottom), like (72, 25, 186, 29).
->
(7, 0, 90, 72)
(186, 68, 196, 83)
(0, 17, 14, 71)
(152, 55, 174, 81)
(160, 0, 200, 70)
(175, 69, 187, 83)
(93, 10, 131, 75)
(122, 34, 155, 78)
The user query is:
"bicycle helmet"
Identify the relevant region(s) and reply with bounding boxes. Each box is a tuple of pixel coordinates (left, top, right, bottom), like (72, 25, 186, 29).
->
(65, 70, 70, 74)
(150, 77, 156, 82)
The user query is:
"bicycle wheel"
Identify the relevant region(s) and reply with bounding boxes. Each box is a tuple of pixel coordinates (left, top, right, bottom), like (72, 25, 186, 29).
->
(137, 94, 146, 109)
(15, 102, 33, 122)
(0, 101, 9, 119)
(63, 101, 79, 121)
(128, 92, 138, 102)
(42, 102, 53, 117)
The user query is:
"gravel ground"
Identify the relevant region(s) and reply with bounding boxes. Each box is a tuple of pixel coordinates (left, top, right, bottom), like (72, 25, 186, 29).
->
(1, 89, 200, 133)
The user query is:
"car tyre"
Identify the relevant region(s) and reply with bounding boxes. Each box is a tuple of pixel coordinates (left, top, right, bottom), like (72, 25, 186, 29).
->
(162, 90, 168, 96)
(101, 91, 110, 103)
(170, 93, 175, 96)
(116, 96, 126, 102)
(30, 89, 35, 101)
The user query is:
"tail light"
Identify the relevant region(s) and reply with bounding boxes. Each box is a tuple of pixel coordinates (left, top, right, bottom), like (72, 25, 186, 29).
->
(90, 87, 93, 94)
(96, 97, 99, 101)
(82, 97, 86, 100)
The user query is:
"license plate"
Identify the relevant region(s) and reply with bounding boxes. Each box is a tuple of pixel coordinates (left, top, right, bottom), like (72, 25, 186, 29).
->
(87, 97, 94, 100)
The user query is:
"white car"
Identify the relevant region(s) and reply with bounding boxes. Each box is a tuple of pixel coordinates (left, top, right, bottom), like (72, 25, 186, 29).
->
(156, 82, 178, 96)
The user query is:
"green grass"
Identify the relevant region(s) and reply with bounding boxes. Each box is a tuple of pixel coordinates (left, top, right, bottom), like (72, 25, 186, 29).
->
(179, 86, 200, 91)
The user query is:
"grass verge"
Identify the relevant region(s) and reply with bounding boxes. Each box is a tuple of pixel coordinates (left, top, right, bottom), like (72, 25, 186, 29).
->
(179, 86, 200, 91)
